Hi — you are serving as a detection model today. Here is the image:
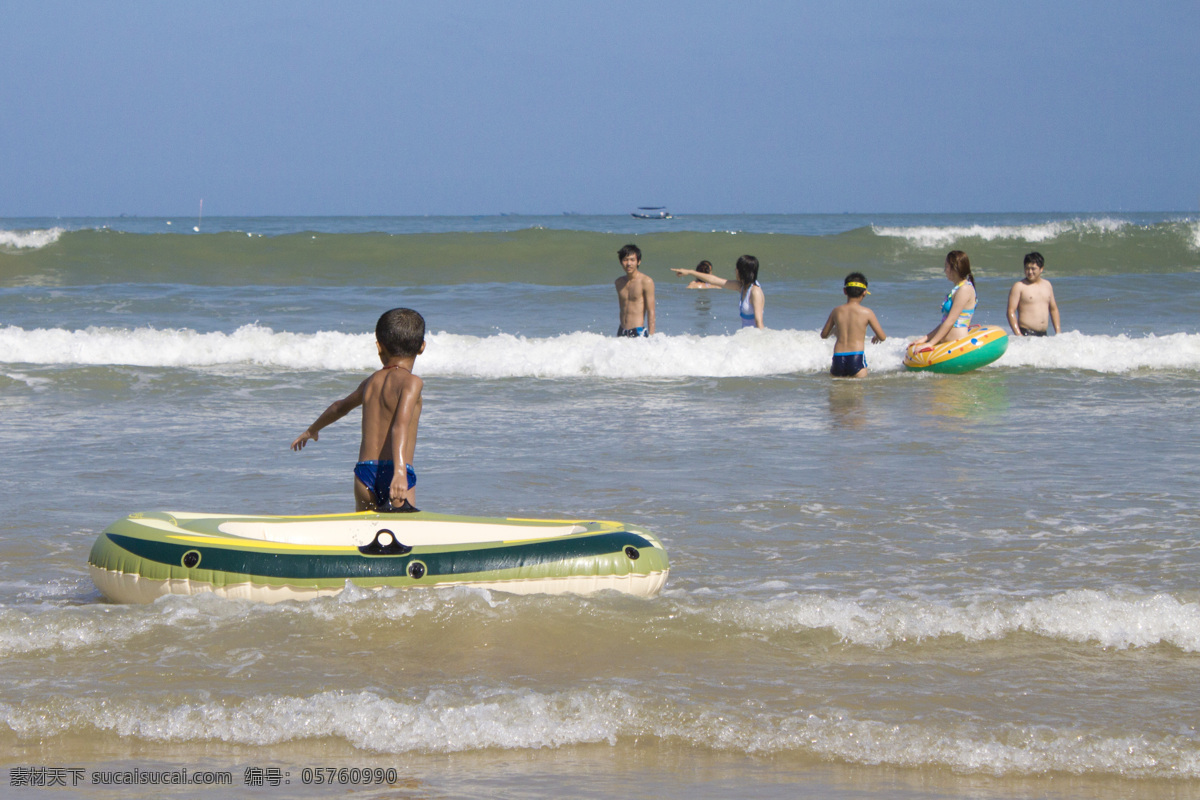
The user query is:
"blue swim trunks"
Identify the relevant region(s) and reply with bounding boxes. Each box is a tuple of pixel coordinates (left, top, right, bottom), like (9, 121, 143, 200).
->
(830, 351, 867, 377)
(617, 326, 647, 338)
(354, 460, 417, 509)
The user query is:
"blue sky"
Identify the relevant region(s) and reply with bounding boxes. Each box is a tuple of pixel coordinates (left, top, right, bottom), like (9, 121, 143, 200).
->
(3, 1, 1197, 216)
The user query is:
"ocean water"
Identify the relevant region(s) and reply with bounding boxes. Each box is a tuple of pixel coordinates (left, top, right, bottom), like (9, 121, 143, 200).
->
(2, 213, 1199, 799)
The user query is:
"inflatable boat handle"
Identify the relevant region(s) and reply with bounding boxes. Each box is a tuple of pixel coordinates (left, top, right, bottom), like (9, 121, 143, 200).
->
(382, 500, 421, 514)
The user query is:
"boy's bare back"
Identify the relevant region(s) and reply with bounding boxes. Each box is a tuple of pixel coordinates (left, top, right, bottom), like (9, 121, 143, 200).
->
(358, 365, 423, 462)
(821, 301, 885, 353)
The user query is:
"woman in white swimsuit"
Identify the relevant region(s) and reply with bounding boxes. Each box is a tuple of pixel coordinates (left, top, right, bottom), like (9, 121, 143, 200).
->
(672, 255, 765, 328)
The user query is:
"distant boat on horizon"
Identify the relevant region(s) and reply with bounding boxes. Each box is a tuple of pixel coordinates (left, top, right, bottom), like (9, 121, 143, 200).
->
(631, 206, 672, 220)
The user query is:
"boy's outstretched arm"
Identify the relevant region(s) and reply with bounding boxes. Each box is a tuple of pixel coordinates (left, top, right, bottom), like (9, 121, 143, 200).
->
(290, 382, 366, 451)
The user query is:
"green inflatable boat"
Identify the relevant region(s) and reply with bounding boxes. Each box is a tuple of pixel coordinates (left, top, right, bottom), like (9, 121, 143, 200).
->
(88, 510, 670, 604)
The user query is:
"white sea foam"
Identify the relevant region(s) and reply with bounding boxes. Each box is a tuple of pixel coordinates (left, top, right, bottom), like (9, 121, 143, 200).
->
(0, 324, 369, 372)
(425, 330, 837, 378)
(3, 324, 1198, 376)
(0, 584, 504, 658)
(0, 227, 65, 250)
(872, 218, 1129, 248)
(0, 370, 53, 389)
(691, 589, 1200, 651)
(0, 595, 248, 658)
(3, 687, 1197, 777)
(5, 588, 1198, 775)
(0, 324, 842, 376)
(1002, 330, 1200, 372)
(12, 581, 1194, 661)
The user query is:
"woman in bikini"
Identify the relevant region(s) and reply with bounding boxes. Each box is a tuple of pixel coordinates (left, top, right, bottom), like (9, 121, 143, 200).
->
(671, 255, 765, 329)
(910, 250, 977, 348)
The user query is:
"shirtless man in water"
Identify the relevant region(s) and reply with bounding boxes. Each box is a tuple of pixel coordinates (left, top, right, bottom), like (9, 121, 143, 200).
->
(1006, 251, 1061, 336)
(614, 243, 656, 337)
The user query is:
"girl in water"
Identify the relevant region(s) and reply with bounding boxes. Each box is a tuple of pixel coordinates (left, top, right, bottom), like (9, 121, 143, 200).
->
(672, 255, 765, 328)
(910, 250, 977, 348)
(684, 260, 717, 289)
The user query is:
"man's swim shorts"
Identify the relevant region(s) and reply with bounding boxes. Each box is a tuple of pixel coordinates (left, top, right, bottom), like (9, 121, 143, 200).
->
(617, 326, 648, 337)
(1019, 327, 1047, 337)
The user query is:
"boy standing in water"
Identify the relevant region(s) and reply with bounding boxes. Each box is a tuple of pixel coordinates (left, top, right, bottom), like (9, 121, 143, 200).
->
(820, 273, 886, 377)
(291, 308, 425, 512)
(1007, 251, 1061, 336)
(615, 243, 656, 336)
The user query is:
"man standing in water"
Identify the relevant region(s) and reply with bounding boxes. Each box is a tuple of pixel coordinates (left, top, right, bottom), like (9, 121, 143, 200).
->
(615, 243, 656, 337)
(1006, 251, 1061, 336)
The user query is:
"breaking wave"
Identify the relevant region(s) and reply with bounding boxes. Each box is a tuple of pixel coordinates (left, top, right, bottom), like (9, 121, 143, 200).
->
(3, 325, 1199, 376)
